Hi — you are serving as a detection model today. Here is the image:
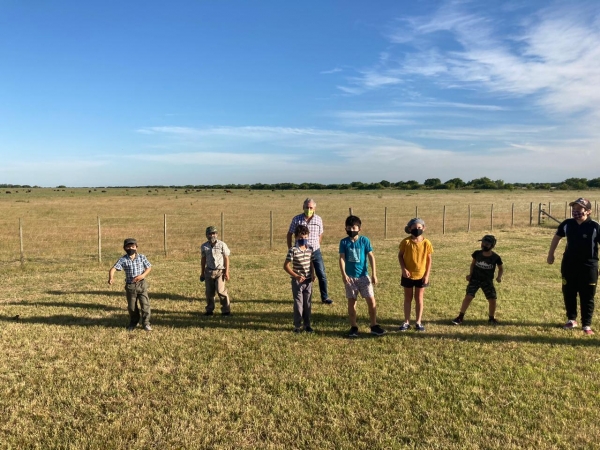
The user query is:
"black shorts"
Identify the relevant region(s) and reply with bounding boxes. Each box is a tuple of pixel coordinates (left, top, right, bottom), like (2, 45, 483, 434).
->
(466, 279, 496, 299)
(401, 276, 428, 288)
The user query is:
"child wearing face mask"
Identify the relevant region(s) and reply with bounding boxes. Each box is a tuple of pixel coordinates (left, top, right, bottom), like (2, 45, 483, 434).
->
(200, 226, 231, 316)
(398, 218, 433, 332)
(339, 215, 386, 337)
(108, 238, 153, 331)
(452, 235, 503, 326)
(284, 225, 316, 333)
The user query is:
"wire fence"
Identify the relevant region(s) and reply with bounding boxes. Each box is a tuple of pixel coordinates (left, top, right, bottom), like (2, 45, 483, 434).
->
(2, 200, 597, 267)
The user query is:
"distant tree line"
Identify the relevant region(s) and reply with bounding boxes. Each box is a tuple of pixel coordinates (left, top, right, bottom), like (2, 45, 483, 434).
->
(2, 177, 599, 190)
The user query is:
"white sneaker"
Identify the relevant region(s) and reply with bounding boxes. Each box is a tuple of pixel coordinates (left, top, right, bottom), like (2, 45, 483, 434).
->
(563, 320, 578, 329)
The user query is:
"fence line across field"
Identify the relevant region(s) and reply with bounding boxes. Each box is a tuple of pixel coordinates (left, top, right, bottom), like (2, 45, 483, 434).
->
(6, 200, 597, 267)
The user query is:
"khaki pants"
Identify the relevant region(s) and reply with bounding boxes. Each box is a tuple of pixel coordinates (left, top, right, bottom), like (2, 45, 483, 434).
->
(125, 279, 151, 326)
(204, 269, 230, 313)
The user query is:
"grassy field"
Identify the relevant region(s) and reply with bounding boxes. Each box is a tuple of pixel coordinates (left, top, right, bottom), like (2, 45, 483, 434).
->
(1, 189, 599, 449)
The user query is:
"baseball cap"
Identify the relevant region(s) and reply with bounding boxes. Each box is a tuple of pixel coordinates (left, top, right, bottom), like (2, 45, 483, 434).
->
(123, 238, 137, 247)
(479, 235, 496, 246)
(569, 198, 592, 210)
(205, 226, 218, 235)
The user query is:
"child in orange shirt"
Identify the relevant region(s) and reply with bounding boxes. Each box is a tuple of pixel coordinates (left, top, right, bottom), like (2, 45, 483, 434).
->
(398, 218, 433, 332)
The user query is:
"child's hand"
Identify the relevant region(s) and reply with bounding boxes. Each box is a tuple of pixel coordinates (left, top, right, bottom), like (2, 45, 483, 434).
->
(342, 274, 351, 285)
(496, 276, 502, 283)
(296, 275, 306, 283)
(423, 276, 429, 285)
(132, 275, 143, 283)
(402, 268, 411, 278)
(200, 275, 205, 282)
(547, 254, 555, 264)
(223, 272, 230, 281)
(466, 274, 471, 281)
(108, 278, 114, 285)
(371, 274, 378, 285)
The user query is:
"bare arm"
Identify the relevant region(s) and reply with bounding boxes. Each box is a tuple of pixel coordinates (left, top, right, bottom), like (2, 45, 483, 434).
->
(108, 267, 117, 285)
(398, 250, 410, 278)
(223, 255, 230, 281)
(339, 254, 350, 284)
(133, 266, 151, 283)
(466, 259, 476, 281)
(284, 260, 305, 282)
(497, 264, 504, 283)
(423, 253, 432, 284)
(286, 232, 293, 249)
(368, 251, 377, 285)
(547, 235, 562, 264)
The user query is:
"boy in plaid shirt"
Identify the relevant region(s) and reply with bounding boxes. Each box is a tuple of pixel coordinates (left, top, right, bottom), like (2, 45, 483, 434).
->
(108, 238, 153, 331)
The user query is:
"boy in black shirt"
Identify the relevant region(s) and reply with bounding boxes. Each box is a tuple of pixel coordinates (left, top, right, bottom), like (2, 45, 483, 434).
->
(547, 197, 600, 335)
(452, 235, 503, 325)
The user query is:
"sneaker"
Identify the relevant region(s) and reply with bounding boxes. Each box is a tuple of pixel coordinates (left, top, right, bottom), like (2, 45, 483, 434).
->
(204, 311, 214, 316)
(143, 325, 152, 332)
(452, 315, 463, 325)
(563, 320, 578, 329)
(488, 318, 500, 326)
(370, 324, 387, 336)
(322, 298, 334, 305)
(398, 322, 411, 332)
(415, 323, 425, 332)
(305, 326, 314, 333)
(126, 324, 136, 332)
(348, 326, 359, 338)
(221, 311, 231, 316)
(293, 327, 303, 334)
(583, 326, 595, 335)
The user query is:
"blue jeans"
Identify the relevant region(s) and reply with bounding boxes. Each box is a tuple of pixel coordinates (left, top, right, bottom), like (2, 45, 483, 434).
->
(311, 249, 329, 301)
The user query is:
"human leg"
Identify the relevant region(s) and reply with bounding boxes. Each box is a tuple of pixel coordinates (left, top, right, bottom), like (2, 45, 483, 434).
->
(205, 276, 216, 313)
(303, 281, 313, 328)
(414, 286, 424, 324)
(292, 279, 303, 329)
(215, 276, 230, 314)
(125, 284, 140, 326)
(137, 279, 151, 327)
(561, 275, 579, 322)
(579, 266, 598, 328)
(403, 287, 413, 323)
(312, 249, 330, 302)
(347, 298, 358, 327)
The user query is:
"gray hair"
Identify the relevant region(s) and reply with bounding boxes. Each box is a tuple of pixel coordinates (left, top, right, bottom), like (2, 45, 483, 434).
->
(303, 198, 316, 208)
(405, 217, 425, 234)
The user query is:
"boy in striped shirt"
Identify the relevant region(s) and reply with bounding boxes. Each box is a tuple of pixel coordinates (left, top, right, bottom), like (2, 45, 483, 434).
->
(284, 225, 316, 333)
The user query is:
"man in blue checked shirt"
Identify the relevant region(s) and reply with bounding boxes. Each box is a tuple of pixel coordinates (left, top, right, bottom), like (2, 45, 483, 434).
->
(108, 238, 153, 332)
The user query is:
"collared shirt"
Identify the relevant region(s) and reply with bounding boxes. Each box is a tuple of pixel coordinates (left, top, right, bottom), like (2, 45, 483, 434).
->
(285, 245, 313, 278)
(556, 217, 600, 265)
(201, 240, 231, 269)
(288, 213, 323, 250)
(113, 253, 152, 284)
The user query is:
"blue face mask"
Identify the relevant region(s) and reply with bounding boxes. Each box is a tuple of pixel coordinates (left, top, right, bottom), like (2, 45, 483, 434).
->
(297, 238, 308, 247)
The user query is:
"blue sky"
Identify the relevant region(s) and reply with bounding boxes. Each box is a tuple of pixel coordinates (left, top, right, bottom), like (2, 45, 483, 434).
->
(1, 0, 599, 186)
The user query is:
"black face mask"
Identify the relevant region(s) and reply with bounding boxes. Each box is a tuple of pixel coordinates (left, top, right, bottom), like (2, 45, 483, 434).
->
(481, 245, 492, 252)
(410, 229, 423, 237)
(346, 230, 359, 237)
(126, 249, 136, 256)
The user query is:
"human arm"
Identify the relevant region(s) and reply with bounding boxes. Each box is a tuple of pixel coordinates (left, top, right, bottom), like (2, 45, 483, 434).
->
(286, 232, 294, 249)
(200, 254, 206, 282)
(466, 259, 475, 281)
(398, 250, 410, 278)
(132, 266, 151, 283)
(283, 259, 306, 283)
(496, 263, 503, 283)
(223, 255, 230, 281)
(547, 235, 562, 264)
(368, 251, 377, 285)
(339, 254, 350, 284)
(423, 253, 432, 285)
(108, 267, 117, 285)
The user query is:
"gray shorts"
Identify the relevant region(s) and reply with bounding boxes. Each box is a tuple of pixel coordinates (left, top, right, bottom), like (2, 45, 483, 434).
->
(344, 276, 374, 299)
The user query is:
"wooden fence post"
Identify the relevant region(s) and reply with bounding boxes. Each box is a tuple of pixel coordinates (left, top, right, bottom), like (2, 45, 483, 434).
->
(491, 204, 494, 231)
(270, 211, 273, 249)
(349, 207, 353, 216)
(415, 206, 418, 218)
(384, 207, 388, 239)
(511, 203, 515, 227)
(97, 216, 102, 263)
(467, 205, 471, 232)
(548, 202, 552, 217)
(442, 205, 446, 235)
(564, 201, 567, 219)
(19, 218, 24, 267)
(221, 212, 225, 240)
(538, 203, 542, 225)
(163, 214, 167, 257)
(529, 202, 533, 226)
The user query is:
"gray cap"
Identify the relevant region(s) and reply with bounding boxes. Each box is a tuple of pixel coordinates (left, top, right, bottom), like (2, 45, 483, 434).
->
(123, 238, 137, 247)
(404, 218, 425, 234)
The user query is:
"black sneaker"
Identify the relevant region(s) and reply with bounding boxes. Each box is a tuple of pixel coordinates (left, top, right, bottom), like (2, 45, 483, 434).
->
(415, 323, 425, 332)
(204, 311, 214, 316)
(452, 315, 463, 325)
(398, 322, 410, 331)
(348, 326, 359, 338)
(222, 311, 231, 316)
(305, 326, 314, 333)
(370, 324, 387, 336)
(322, 298, 334, 305)
(294, 327, 303, 333)
(488, 317, 500, 326)
(126, 324, 136, 332)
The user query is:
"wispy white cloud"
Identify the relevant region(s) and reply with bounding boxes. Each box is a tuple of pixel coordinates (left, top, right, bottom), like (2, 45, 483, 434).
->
(334, 111, 415, 126)
(399, 100, 507, 111)
(321, 67, 343, 74)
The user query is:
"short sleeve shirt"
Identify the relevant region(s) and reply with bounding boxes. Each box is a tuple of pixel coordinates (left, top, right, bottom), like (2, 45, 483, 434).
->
(471, 250, 503, 281)
(285, 246, 313, 278)
(201, 240, 231, 270)
(339, 236, 373, 278)
(288, 213, 323, 250)
(113, 253, 152, 284)
(399, 238, 433, 280)
(556, 217, 600, 266)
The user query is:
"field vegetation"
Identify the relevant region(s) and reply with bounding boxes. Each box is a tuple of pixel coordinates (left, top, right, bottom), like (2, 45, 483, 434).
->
(1, 188, 599, 449)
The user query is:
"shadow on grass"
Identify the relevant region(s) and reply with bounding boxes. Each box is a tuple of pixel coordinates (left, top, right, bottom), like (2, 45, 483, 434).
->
(46, 290, 197, 301)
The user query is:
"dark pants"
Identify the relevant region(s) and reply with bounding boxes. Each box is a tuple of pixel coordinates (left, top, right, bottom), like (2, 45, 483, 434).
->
(292, 279, 312, 328)
(125, 279, 151, 326)
(561, 263, 598, 327)
(311, 249, 329, 301)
